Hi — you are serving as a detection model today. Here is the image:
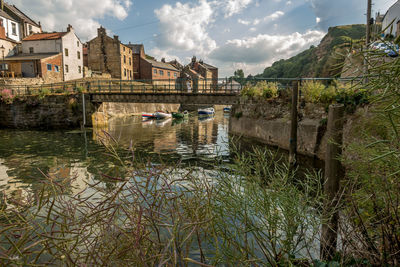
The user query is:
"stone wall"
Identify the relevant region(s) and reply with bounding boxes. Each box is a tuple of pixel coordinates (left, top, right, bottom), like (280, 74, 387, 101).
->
(230, 98, 367, 161)
(230, 99, 328, 159)
(0, 94, 94, 129)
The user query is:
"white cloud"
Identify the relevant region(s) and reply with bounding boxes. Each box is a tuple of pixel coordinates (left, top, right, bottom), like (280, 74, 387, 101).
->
(238, 10, 284, 26)
(148, 47, 182, 63)
(316, 17, 321, 24)
(263, 11, 284, 22)
(238, 19, 251, 25)
(154, 0, 216, 55)
(8, 0, 132, 41)
(286, 1, 292, 5)
(210, 30, 325, 64)
(224, 0, 253, 18)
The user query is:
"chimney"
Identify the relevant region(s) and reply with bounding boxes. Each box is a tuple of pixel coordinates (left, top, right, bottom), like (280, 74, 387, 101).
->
(161, 58, 166, 63)
(67, 24, 73, 32)
(114, 35, 119, 41)
(192, 56, 196, 63)
(97, 26, 106, 36)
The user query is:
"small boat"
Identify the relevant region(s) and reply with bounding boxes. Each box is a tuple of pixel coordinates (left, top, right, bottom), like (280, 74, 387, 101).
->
(198, 108, 215, 116)
(155, 111, 172, 119)
(172, 110, 189, 119)
(223, 107, 231, 113)
(142, 112, 156, 119)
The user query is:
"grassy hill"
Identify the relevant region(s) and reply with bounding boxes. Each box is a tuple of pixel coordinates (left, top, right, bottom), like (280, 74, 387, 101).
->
(255, 24, 366, 78)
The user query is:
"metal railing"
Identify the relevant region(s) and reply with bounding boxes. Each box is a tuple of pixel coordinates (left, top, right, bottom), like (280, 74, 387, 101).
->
(0, 77, 363, 97)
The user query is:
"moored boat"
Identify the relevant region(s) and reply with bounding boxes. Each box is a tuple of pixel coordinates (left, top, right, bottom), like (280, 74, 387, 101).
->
(142, 112, 156, 119)
(172, 110, 189, 119)
(198, 108, 215, 116)
(223, 107, 231, 113)
(155, 111, 172, 119)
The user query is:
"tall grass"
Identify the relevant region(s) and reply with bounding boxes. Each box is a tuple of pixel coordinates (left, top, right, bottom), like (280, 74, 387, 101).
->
(0, 135, 325, 266)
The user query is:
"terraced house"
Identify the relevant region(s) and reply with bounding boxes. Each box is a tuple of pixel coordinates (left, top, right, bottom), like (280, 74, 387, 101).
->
(87, 27, 133, 80)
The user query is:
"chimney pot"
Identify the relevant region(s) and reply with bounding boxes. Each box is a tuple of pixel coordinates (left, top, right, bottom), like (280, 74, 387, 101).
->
(161, 58, 166, 63)
(114, 35, 119, 41)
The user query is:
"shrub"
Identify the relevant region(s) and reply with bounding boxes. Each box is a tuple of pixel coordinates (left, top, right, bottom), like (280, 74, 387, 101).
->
(38, 87, 51, 99)
(301, 81, 328, 103)
(241, 81, 279, 99)
(0, 89, 15, 104)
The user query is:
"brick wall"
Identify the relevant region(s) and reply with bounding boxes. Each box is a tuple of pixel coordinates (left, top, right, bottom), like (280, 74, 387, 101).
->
(119, 44, 133, 80)
(40, 54, 63, 83)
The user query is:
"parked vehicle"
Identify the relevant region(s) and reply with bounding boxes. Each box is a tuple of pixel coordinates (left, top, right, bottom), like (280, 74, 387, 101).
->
(198, 108, 215, 116)
(155, 111, 172, 119)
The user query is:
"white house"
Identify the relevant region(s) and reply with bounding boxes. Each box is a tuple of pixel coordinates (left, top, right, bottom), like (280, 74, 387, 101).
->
(21, 25, 83, 81)
(3, 2, 42, 39)
(0, 8, 20, 42)
(382, 0, 400, 37)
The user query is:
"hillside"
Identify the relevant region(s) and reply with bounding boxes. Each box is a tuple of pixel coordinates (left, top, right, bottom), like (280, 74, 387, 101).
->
(255, 24, 366, 78)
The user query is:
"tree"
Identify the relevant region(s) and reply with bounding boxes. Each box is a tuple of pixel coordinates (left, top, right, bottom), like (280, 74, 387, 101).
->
(234, 69, 245, 79)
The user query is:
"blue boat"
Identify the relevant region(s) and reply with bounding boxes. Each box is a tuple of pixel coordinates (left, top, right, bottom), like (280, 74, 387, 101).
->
(223, 107, 231, 113)
(198, 108, 215, 116)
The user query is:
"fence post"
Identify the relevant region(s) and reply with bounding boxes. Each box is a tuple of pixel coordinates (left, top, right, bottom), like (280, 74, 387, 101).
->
(82, 93, 86, 128)
(289, 80, 299, 166)
(131, 80, 133, 93)
(120, 78, 122, 93)
(320, 104, 345, 261)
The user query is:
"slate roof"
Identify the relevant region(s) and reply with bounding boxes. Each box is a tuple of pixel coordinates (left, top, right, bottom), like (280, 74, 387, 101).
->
(126, 44, 143, 54)
(145, 59, 178, 71)
(4, 3, 40, 27)
(23, 32, 67, 41)
(0, 8, 15, 21)
(201, 62, 217, 70)
(4, 53, 60, 61)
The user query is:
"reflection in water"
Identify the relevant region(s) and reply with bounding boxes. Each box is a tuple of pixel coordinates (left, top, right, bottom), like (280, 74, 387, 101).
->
(0, 112, 230, 199)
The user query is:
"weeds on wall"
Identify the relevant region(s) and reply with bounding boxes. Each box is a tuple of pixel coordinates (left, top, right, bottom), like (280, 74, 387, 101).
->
(0, 89, 15, 104)
(240, 81, 279, 100)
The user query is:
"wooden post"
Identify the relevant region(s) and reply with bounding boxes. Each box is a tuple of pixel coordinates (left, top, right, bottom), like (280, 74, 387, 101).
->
(81, 93, 86, 128)
(289, 80, 299, 166)
(320, 104, 345, 261)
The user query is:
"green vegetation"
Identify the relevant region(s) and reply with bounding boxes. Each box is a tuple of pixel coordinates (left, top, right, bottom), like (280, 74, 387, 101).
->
(256, 24, 366, 78)
(240, 81, 279, 99)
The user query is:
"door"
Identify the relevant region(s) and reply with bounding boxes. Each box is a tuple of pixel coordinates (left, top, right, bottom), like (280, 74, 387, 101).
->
(21, 62, 35, 77)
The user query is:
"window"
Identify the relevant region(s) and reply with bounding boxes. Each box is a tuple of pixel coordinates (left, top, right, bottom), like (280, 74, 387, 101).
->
(11, 23, 16, 35)
(77, 51, 81, 59)
(129, 57, 131, 65)
(64, 48, 69, 56)
(168, 72, 170, 77)
(28, 25, 33, 35)
(124, 68, 127, 77)
(78, 66, 82, 73)
(159, 70, 164, 75)
(153, 69, 157, 74)
(54, 65, 59, 72)
(123, 46, 125, 52)
(29, 47, 34, 54)
(174, 73, 177, 78)
(123, 55, 126, 64)
(65, 64, 69, 73)
(77, 41, 79, 47)
(47, 64, 52, 71)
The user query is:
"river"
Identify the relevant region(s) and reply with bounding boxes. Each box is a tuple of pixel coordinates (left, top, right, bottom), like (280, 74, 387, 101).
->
(0, 111, 231, 200)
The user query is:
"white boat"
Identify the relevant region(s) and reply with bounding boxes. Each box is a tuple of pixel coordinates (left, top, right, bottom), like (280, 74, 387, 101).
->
(142, 112, 156, 119)
(198, 108, 215, 116)
(155, 111, 172, 119)
(223, 107, 231, 113)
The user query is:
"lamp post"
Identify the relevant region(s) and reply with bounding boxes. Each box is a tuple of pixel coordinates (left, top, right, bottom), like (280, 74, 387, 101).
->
(0, 45, 5, 76)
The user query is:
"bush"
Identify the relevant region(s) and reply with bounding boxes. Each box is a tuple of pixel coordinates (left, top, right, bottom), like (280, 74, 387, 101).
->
(0, 89, 15, 104)
(38, 87, 51, 99)
(241, 81, 279, 99)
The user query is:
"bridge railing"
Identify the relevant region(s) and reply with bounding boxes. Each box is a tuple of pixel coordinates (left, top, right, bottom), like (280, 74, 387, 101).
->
(0, 77, 363, 97)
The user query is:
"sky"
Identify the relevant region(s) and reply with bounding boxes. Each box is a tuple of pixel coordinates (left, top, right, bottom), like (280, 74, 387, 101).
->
(8, 0, 396, 77)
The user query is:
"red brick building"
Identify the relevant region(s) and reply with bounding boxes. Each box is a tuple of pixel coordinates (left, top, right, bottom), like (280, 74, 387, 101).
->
(125, 43, 180, 83)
